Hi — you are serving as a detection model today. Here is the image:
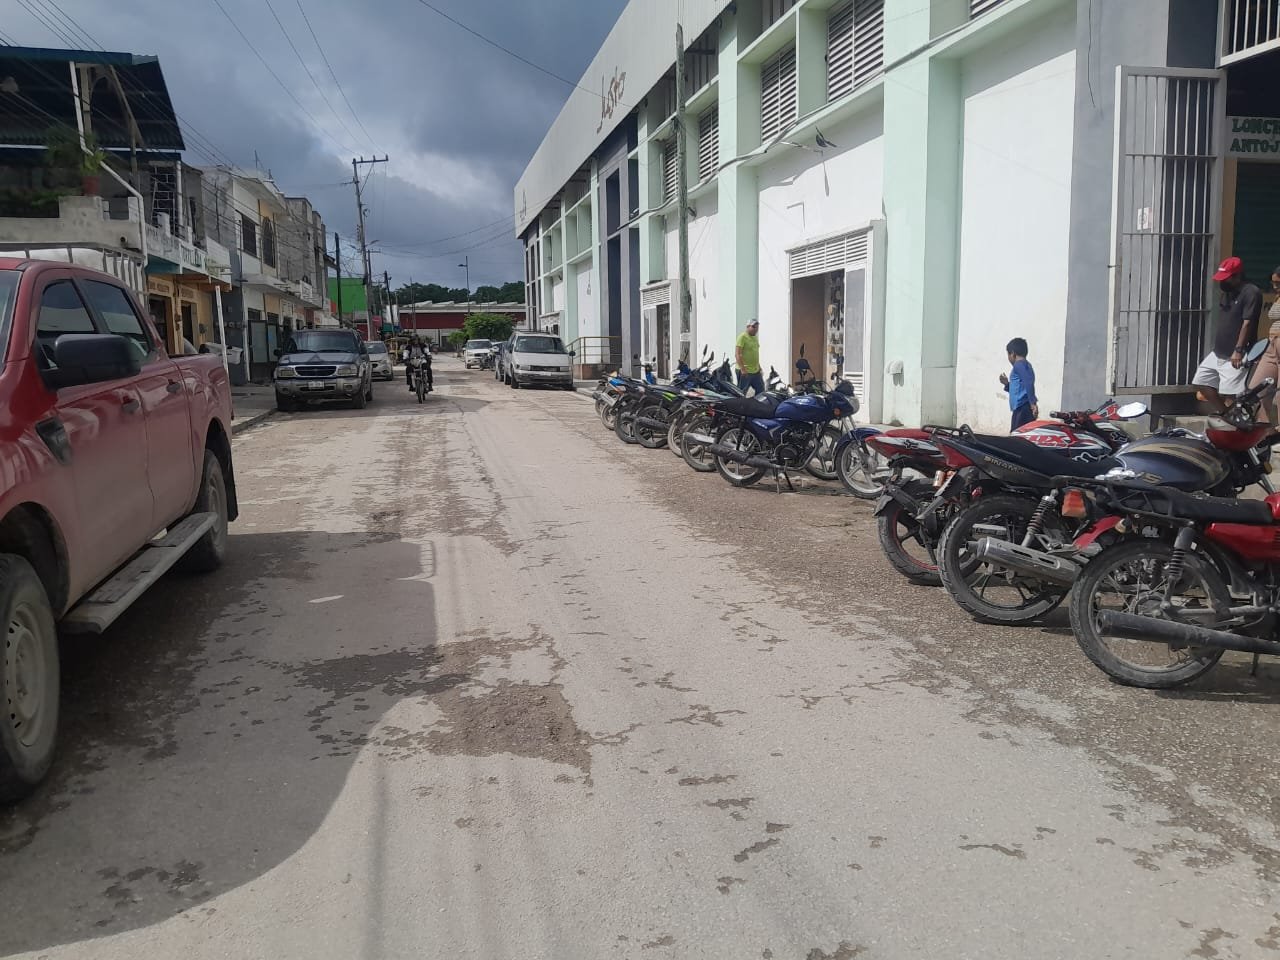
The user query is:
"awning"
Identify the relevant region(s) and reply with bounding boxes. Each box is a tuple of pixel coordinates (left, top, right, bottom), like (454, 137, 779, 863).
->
(0, 46, 183, 151)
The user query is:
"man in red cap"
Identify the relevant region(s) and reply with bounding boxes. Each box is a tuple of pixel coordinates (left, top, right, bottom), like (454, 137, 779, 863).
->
(1192, 256, 1262, 410)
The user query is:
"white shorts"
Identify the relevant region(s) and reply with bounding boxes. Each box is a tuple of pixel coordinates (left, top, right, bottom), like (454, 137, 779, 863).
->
(1192, 353, 1248, 395)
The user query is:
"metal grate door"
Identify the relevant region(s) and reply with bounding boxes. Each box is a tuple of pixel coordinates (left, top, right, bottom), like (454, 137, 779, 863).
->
(1222, 0, 1280, 64)
(1109, 67, 1225, 393)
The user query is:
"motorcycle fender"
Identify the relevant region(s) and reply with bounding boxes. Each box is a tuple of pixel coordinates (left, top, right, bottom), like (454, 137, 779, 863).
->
(833, 427, 881, 462)
(1072, 515, 1122, 550)
(874, 484, 921, 518)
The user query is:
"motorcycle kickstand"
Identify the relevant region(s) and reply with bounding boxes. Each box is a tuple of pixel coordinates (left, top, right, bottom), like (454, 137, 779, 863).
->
(772, 469, 795, 493)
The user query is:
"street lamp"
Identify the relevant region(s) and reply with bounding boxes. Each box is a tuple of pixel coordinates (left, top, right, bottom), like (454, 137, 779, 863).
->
(459, 257, 470, 301)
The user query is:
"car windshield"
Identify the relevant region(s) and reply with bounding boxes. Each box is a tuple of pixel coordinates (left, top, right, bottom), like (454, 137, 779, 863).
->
(465, 340, 492, 350)
(516, 336, 566, 354)
(366, 342, 388, 355)
(286, 331, 357, 354)
(0, 271, 16, 365)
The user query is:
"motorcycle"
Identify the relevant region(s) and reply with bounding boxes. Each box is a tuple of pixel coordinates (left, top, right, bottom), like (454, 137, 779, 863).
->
(703, 380, 860, 490)
(937, 350, 1275, 625)
(410, 356, 432, 403)
(867, 401, 1147, 588)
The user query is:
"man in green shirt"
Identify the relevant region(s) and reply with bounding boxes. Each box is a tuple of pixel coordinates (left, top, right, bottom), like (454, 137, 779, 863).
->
(735, 319, 764, 395)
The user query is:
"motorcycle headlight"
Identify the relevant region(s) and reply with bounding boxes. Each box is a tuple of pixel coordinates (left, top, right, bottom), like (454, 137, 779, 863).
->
(275, 365, 296, 379)
(335, 364, 358, 377)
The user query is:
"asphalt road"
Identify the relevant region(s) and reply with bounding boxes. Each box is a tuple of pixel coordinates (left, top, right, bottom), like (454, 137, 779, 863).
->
(3, 359, 1280, 960)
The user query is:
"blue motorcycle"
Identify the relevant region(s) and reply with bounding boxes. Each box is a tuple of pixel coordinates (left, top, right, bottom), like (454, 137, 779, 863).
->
(705, 380, 860, 489)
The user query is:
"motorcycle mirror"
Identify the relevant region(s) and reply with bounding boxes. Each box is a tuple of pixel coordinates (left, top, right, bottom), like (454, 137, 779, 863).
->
(1246, 339, 1268, 364)
(1115, 401, 1148, 419)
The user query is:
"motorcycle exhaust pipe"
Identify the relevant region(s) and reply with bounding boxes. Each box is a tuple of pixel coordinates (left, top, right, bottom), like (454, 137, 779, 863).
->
(973, 537, 1079, 587)
(684, 432, 715, 446)
(706, 444, 776, 471)
(1096, 611, 1280, 656)
(636, 416, 669, 431)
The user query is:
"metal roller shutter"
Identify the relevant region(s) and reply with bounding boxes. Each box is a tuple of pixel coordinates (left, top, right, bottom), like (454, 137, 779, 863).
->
(760, 46, 797, 144)
(827, 2, 855, 102)
(1231, 162, 1280, 314)
(853, 0, 884, 88)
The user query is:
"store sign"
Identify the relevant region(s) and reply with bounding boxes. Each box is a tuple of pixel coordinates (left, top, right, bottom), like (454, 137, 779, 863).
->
(1228, 116, 1280, 159)
(146, 276, 175, 297)
(595, 67, 627, 134)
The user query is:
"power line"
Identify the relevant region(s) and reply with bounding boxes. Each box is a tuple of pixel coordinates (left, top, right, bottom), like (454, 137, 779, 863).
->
(206, 0, 354, 156)
(410, 0, 630, 108)
(14, 0, 78, 48)
(295, 0, 377, 150)
(30, 0, 101, 50)
(262, 0, 364, 150)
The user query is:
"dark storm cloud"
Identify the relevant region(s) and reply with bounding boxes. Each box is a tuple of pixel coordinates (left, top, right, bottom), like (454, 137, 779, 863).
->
(22, 0, 627, 289)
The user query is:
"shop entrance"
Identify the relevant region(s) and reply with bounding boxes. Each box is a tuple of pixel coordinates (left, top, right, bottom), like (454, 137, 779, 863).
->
(788, 231, 873, 398)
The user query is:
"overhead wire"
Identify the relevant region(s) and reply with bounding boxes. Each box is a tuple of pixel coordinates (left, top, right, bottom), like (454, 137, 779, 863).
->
(29, 0, 101, 50)
(262, 0, 365, 151)
(294, 0, 377, 151)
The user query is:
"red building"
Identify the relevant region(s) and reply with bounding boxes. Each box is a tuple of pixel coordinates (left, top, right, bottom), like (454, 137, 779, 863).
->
(392, 301, 527, 345)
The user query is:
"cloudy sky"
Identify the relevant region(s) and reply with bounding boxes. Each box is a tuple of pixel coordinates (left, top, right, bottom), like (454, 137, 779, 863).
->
(6, 0, 628, 292)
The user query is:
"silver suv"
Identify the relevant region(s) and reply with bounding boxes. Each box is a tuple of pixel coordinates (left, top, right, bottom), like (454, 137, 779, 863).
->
(274, 329, 373, 411)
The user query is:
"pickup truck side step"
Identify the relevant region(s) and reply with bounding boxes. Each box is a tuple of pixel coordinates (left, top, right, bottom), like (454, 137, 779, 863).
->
(61, 513, 217, 634)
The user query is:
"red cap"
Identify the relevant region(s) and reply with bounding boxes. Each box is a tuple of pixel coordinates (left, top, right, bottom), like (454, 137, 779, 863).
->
(1213, 256, 1243, 281)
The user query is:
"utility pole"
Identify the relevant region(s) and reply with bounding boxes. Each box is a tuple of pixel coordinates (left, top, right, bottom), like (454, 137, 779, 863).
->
(383, 269, 392, 337)
(675, 23, 692, 369)
(459, 256, 470, 300)
(334, 233, 344, 327)
(351, 155, 389, 338)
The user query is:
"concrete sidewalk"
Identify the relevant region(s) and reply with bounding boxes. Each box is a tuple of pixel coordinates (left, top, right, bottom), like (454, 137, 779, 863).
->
(231, 384, 276, 435)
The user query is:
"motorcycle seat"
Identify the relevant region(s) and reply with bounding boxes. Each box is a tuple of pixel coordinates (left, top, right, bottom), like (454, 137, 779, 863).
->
(1134, 488, 1275, 526)
(712, 394, 783, 417)
(970, 435, 1121, 479)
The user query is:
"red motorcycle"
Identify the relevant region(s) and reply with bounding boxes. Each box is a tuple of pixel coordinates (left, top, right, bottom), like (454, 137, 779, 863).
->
(869, 401, 1146, 586)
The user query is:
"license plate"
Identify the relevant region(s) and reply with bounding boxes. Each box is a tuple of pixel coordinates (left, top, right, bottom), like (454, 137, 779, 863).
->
(604, 394, 619, 407)
(305, 381, 328, 391)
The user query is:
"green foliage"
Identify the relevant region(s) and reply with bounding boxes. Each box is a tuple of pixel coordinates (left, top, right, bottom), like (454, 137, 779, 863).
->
(447, 329, 469, 350)
(43, 128, 107, 184)
(391, 280, 525, 306)
(463, 312, 516, 343)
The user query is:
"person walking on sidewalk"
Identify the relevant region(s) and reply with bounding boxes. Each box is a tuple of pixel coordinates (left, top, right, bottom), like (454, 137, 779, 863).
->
(1000, 337, 1038, 431)
(1247, 265, 1280, 424)
(1193, 256, 1263, 413)
(735, 319, 764, 395)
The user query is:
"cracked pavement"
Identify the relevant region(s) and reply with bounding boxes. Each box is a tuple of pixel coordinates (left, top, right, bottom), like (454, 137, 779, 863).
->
(2, 358, 1279, 959)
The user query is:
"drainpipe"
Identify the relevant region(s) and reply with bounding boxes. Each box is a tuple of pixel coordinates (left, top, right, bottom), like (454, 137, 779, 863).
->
(69, 61, 147, 275)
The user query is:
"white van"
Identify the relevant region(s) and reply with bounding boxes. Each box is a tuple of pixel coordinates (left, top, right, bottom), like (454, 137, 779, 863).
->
(508, 333, 574, 390)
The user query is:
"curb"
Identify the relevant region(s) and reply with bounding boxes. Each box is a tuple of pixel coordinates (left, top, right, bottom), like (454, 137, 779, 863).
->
(231, 409, 275, 436)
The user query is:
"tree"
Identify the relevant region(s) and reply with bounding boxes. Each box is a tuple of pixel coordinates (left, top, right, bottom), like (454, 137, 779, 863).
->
(498, 282, 525, 303)
(463, 313, 516, 343)
(447, 329, 469, 351)
(474, 284, 502, 303)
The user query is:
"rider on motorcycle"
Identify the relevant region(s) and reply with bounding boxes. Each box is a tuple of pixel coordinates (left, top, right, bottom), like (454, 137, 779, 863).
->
(405, 336, 433, 392)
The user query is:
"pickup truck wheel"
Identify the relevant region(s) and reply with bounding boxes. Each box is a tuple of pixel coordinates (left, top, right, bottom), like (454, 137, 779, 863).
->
(176, 451, 229, 575)
(275, 391, 294, 413)
(365, 380, 374, 402)
(351, 387, 367, 410)
(0, 554, 59, 802)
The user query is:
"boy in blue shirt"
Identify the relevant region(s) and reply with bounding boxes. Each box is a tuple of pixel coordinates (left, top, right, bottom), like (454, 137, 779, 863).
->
(999, 337, 1038, 431)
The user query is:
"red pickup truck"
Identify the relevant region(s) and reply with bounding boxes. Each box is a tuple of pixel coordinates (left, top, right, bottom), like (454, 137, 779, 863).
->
(0, 258, 238, 801)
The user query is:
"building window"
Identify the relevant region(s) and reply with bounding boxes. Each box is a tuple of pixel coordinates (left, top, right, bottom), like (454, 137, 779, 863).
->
(662, 139, 678, 204)
(763, 0, 797, 29)
(827, 0, 884, 102)
(760, 46, 798, 144)
(262, 218, 277, 268)
(698, 105, 720, 183)
(970, 0, 1008, 18)
(240, 214, 258, 257)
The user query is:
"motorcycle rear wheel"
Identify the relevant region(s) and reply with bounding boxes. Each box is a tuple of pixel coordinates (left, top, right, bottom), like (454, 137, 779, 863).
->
(1069, 539, 1226, 689)
(937, 494, 1069, 625)
(805, 427, 842, 481)
(635, 401, 669, 449)
(600, 401, 618, 431)
(614, 400, 640, 445)
(668, 408, 693, 457)
(714, 427, 767, 488)
(876, 479, 941, 586)
(680, 413, 716, 473)
(837, 443, 885, 499)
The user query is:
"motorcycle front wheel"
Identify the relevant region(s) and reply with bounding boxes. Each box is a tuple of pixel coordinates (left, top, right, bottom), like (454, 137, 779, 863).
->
(937, 494, 1069, 625)
(600, 400, 619, 431)
(1069, 539, 1226, 689)
(634, 401, 669, 449)
(714, 427, 767, 488)
(837, 443, 885, 499)
(805, 426, 842, 481)
(614, 399, 640, 445)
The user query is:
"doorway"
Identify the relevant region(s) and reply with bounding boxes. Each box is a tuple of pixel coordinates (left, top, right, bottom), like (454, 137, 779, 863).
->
(791, 276, 825, 383)
(656, 303, 671, 378)
(148, 296, 172, 353)
(180, 301, 195, 349)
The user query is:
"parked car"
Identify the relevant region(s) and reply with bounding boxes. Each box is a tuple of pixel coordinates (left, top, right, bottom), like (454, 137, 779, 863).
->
(508, 333, 575, 390)
(493, 341, 511, 381)
(274, 329, 373, 411)
(366, 340, 394, 380)
(0, 258, 239, 800)
(463, 339, 493, 369)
